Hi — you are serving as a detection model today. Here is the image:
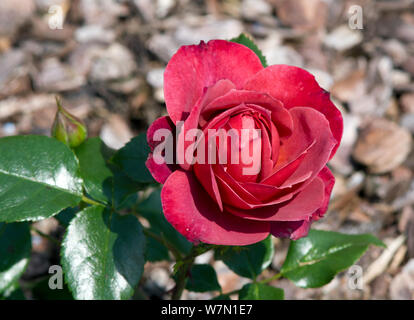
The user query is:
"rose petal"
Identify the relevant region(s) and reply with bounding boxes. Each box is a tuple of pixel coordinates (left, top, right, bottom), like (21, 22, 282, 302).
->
(277, 107, 337, 188)
(162, 170, 270, 245)
(312, 166, 335, 220)
(146, 116, 176, 184)
(261, 142, 314, 187)
(177, 79, 236, 170)
(147, 116, 174, 150)
(225, 176, 325, 221)
(224, 112, 262, 183)
(146, 155, 173, 184)
(244, 65, 342, 158)
(164, 40, 263, 124)
(201, 89, 293, 136)
(270, 220, 311, 240)
(215, 172, 262, 209)
(193, 163, 223, 211)
(269, 167, 335, 240)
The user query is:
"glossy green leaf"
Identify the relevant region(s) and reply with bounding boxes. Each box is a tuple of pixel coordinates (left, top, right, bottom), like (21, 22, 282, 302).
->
(239, 283, 284, 300)
(137, 189, 192, 255)
(75, 138, 143, 208)
(0, 136, 83, 222)
(61, 206, 146, 300)
(112, 133, 155, 184)
(74, 137, 113, 204)
(215, 236, 274, 279)
(0, 222, 31, 295)
(230, 34, 267, 67)
(281, 229, 385, 288)
(186, 264, 221, 293)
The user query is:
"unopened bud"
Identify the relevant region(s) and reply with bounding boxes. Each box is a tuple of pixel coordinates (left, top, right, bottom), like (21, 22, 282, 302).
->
(51, 97, 87, 148)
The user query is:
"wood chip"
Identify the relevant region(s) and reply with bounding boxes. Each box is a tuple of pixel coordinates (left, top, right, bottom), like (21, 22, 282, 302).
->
(353, 118, 412, 173)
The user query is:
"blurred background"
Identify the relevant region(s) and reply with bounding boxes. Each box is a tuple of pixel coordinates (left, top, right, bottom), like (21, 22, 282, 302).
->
(0, 0, 414, 300)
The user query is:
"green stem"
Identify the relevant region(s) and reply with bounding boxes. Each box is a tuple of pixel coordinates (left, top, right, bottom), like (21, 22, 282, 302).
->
(171, 244, 214, 300)
(30, 226, 61, 246)
(259, 272, 282, 284)
(81, 195, 105, 207)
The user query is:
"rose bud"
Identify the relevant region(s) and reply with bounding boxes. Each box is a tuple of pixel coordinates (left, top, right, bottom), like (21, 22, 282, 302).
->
(51, 97, 87, 148)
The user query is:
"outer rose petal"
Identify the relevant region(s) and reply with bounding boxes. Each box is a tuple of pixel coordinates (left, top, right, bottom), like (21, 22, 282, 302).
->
(269, 167, 335, 240)
(270, 220, 311, 240)
(312, 166, 335, 220)
(244, 65, 343, 158)
(146, 116, 176, 184)
(164, 40, 263, 124)
(162, 170, 270, 245)
(146, 155, 173, 184)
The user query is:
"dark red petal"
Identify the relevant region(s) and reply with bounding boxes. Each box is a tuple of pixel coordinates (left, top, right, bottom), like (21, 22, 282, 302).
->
(145, 155, 173, 184)
(164, 40, 263, 124)
(270, 220, 311, 240)
(225, 176, 325, 221)
(277, 107, 337, 188)
(146, 116, 176, 184)
(261, 143, 313, 187)
(161, 170, 270, 245)
(193, 163, 223, 211)
(241, 181, 297, 203)
(147, 116, 174, 151)
(270, 168, 335, 240)
(176, 79, 236, 170)
(244, 65, 342, 158)
(312, 166, 335, 220)
(215, 174, 262, 209)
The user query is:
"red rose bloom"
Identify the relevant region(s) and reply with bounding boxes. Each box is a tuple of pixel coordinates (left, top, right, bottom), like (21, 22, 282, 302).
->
(146, 40, 343, 246)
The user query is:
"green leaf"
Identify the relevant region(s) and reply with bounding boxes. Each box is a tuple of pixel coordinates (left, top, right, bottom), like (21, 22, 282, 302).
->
(0, 136, 83, 222)
(137, 189, 192, 255)
(230, 34, 267, 67)
(239, 283, 284, 300)
(186, 264, 221, 293)
(145, 236, 170, 262)
(0, 222, 31, 295)
(61, 206, 146, 300)
(74, 137, 113, 204)
(55, 207, 78, 227)
(281, 229, 385, 288)
(112, 133, 155, 184)
(75, 137, 143, 208)
(215, 236, 274, 279)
